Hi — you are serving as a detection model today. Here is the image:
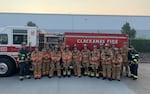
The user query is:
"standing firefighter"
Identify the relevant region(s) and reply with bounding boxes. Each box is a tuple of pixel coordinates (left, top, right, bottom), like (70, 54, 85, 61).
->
(81, 44, 90, 76)
(112, 48, 123, 81)
(90, 45, 100, 78)
(129, 46, 139, 80)
(72, 44, 82, 77)
(18, 42, 31, 80)
(101, 44, 113, 81)
(121, 42, 129, 77)
(99, 43, 104, 75)
(31, 47, 42, 79)
(49, 45, 61, 78)
(62, 45, 72, 77)
(42, 45, 51, 76)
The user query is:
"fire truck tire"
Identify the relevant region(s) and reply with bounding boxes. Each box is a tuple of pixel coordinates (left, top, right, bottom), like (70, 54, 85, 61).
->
(0, 58, 16, 77)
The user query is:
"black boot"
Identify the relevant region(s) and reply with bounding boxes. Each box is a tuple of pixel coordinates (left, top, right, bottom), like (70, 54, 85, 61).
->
(103, 77, 106, 80)
(108, 78, 112, 81)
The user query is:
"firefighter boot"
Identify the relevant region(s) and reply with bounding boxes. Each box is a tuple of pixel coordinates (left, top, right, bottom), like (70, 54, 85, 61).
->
(19, 76, 24, 81)
(67, 70, 71, 77)
(63, 70, 66, 77)
(26, 75, 31, 79)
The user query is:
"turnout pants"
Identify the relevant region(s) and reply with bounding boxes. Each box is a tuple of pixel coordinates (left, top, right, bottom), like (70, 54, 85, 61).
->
(33, 63, 42, 78)
(73, 62, 81, 77)
(63, 62, 71, 76)
(19, 62, 30, 77)
(82, 62, 89, 75)
(49, 61, 61, 77)
(102, 64, 111, 78)
(121, 60, 129, 76)
(90, 62, 99, 77)
(112, 67, 121, 80)
(42, 62, 50, 75)
(130, 64, 138, 79)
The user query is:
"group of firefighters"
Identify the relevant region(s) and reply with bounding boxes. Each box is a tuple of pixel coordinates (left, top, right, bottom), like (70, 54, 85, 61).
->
(18, 42, 139, 81)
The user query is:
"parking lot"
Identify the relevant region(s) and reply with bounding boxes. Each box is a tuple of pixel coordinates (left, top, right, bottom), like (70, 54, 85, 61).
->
(0, 63, 150, 94)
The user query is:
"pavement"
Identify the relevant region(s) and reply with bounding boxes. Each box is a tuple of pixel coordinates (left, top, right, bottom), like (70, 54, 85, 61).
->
(0, 63, 150, 94)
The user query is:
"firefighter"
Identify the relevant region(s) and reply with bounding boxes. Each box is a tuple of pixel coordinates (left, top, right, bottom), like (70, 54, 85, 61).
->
(120, 42, 129, 77)
(41, 45, 51, 76)
(112, 48, 123, 81)
(99, 43, 104, 76)
(49, 45, 61, 78)
(31, 47, 42, 79)
(62, 45, 72, 77)
(18, 42, 31, 80)
(101, 44, 113, 81)
(81, 44, 90, 76)
(128, 46, 139, 80)
(72, 44, 82, 77)
(90, 45, 100, 78)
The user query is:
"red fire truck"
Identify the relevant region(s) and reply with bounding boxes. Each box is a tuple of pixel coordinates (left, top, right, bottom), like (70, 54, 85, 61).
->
(0, 26, 128, 76)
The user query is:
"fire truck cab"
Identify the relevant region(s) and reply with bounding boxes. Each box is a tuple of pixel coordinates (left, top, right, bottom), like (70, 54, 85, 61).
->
(0, 26, 39, 76)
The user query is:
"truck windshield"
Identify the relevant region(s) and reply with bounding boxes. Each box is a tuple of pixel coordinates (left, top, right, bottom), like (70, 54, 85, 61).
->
(13, 29, 27, 44)
(0, 34, 8, 44)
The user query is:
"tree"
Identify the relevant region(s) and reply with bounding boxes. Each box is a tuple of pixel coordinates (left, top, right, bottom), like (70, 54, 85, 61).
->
(121, 22, 136, 39)
(27, 21, 37, 27)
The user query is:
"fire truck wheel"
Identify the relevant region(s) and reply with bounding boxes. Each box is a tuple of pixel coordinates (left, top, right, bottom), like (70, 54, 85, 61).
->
(0, 58, 16, 77)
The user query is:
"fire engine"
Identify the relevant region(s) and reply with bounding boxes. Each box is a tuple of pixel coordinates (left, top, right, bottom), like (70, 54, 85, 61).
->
(0, 26, 128, 77)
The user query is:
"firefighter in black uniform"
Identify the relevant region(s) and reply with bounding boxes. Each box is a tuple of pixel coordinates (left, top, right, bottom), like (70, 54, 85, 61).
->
(128, 46, 139, 80)
(18, 42, 31, 80)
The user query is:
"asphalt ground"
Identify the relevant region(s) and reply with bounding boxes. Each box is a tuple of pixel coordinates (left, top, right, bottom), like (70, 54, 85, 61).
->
(0, 63, 150, 94)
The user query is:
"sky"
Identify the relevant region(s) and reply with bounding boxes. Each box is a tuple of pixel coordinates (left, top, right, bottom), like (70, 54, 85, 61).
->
(0, 0, 150, 15)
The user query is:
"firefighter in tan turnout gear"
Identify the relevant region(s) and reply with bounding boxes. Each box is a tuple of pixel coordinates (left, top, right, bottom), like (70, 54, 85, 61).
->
(72, 44, 82, 77)
(99, 43, 105, 75)
(81, 44, 90, 76)
(49, 45, 61, 78)
(120, 42, 129, 77)
(62, 45, 72, 77)
(41, 45, 51, 76)
(112, 48, 123, 81)
(90, 45, 100, 78)
(101, 44, 113, 81)
(31, 47, 42, 79)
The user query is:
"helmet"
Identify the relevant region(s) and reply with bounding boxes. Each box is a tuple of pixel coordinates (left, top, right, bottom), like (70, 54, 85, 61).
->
(105, 43, 110, 47)
(83, 44, 87, 47)
(93, 45, 97, 48)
